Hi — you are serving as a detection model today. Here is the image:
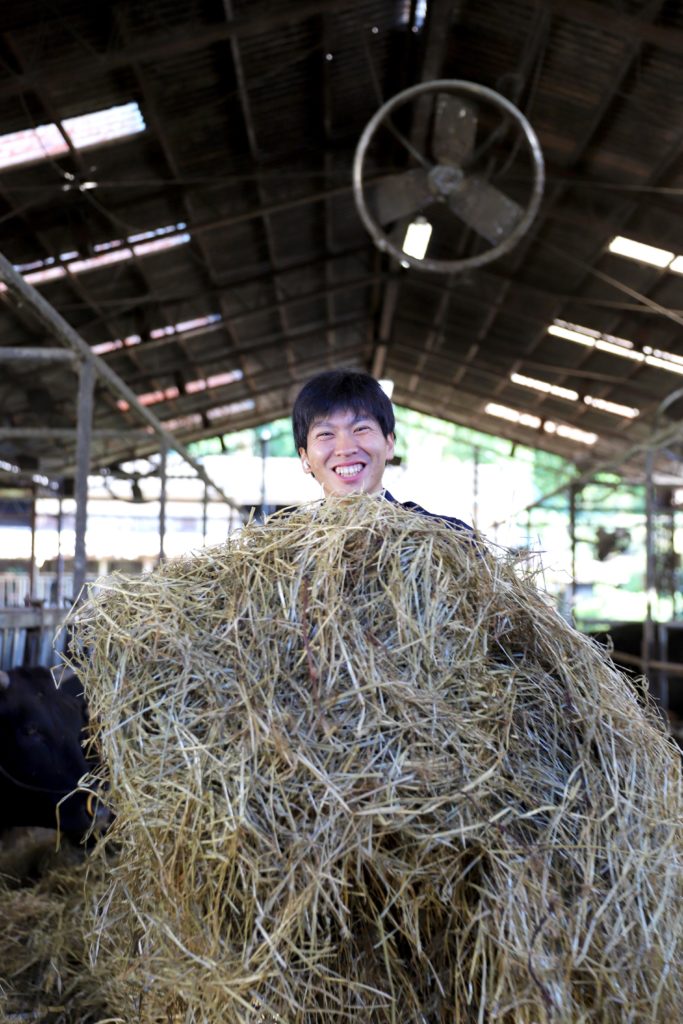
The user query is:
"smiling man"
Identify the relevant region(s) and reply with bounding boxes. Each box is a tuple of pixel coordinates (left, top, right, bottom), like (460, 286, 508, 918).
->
(292, 368, 471, 530)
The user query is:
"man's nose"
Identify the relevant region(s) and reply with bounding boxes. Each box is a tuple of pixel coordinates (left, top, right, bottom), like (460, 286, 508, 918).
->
(335, 433, 357, 454)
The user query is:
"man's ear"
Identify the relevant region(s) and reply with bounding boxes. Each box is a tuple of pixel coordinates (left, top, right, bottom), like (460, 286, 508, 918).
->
(299, 447, 312, 474)
(385, 432, 395, 462)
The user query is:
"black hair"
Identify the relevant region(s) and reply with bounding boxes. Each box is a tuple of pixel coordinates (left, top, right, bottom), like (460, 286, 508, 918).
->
(292, 369, 395, 452)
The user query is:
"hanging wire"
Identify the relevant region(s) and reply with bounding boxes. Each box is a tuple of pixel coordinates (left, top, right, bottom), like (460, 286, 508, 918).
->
(539, 238, 683, 330)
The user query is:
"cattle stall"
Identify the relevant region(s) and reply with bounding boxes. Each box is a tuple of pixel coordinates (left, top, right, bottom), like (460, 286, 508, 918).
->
(0, 606, 67, 672)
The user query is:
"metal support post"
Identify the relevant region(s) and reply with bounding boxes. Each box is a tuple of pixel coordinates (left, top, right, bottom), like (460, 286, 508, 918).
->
(73, 359, 94, 602)
(29, 483, 37, 602)
(472, 445, 480, 530)
(55, 490, 64, 607)
(569, 484, 578, 612)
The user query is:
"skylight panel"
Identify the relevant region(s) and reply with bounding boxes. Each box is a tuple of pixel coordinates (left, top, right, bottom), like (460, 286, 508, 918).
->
(128, 223, 185, 244)
(132, 232, 190, 257)
(584, 395, 639, 418)
(149, 314, 222, 341)
(206, 399, 255, 421)
(0, 124, 68, 170)
(544, 422, 597, 446)
(510, 372, 578, 401)
(92, 314, 223, 357)
(0, 102, 145, 172)
(485, 403, 541, 429)
(550, 319, 643, 362)
(115, 367, 242, 411)
(1, 222, 191, 294)
(24, 266, 67, 285)
(185, 368, 243, 394)
(68, 247, 134, 274)
(550, 318, 683, 379)
(643, 345, 683, 367)
(63, 102, 145, 150)
(594, 338, 644, 361)
(547, 324, 596, 346)
(644, 354, 683, 376)
(669, 256, 683, 274)
(608, 236, 674, 268)
(116, 386, 180, 412)
(162, 413, 203, 432)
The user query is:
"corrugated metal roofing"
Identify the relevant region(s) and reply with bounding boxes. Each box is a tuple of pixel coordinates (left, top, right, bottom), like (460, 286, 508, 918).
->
(0, 0, 683, 483)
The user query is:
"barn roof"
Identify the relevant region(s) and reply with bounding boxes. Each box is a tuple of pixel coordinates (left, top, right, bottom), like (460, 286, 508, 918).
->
(1, 0, 683, 486)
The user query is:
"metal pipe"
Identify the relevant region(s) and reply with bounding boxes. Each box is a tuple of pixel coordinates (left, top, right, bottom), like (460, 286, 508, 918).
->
(73, 359, 94, 602)
(0, 427, 150, 439)
(0, 347, 77, 362)
(0, 249, 240, 511)
(158, 440, 167, 562)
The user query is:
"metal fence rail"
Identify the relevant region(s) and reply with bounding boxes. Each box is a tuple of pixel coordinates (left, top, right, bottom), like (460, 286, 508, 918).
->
(0, 607, 68, 670)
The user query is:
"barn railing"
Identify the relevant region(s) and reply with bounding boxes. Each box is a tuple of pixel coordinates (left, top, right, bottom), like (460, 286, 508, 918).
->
(0, 572, 76, 608)
(0, 607, 68, 671)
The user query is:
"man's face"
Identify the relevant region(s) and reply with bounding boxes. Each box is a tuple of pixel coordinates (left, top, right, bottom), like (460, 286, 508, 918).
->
(299, 407, 395, 497)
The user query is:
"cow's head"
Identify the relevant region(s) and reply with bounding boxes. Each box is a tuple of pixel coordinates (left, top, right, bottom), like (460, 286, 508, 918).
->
(0, 665, 109, 839)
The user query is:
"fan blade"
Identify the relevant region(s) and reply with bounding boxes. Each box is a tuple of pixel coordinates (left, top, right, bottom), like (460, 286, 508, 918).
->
(369, 168, 433, 226)
(447, 175, 523, 245)
(432, 94, 478, 166)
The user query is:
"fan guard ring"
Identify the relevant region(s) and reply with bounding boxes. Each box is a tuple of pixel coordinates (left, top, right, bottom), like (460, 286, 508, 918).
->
(352, 79, 545, 274)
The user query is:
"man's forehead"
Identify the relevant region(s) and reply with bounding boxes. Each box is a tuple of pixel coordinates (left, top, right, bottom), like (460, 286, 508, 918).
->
(309, 408, 376, 429)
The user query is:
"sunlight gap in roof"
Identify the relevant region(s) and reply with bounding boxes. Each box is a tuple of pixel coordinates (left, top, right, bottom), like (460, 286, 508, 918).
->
(549, 319, 683, 377)
(0, 223, 190, 293)
(116, 368, 243, 412)
(91, 314, 222, 357)
(0, 101, 145, 172)
(485, 402, 598, 446)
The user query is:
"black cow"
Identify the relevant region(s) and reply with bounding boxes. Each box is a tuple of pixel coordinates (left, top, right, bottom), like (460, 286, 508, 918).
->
(0, 665, 107, 839)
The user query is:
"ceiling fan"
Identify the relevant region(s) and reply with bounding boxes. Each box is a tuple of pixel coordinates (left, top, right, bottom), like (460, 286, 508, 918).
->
(352, 79, 545, 274)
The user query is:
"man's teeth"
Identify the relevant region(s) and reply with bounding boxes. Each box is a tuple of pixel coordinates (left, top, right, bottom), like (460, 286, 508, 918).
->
(335, 464, 364, 477)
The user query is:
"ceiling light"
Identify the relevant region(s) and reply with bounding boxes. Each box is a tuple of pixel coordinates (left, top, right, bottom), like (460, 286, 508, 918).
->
(584, 395, 639, 418)
(608, 235, 674, 268)
(402, 217, 432, 260)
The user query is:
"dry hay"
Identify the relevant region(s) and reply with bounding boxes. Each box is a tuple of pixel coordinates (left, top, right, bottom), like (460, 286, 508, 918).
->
(66, 496, 682, 1023)
(0, 845, 111, 1024)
